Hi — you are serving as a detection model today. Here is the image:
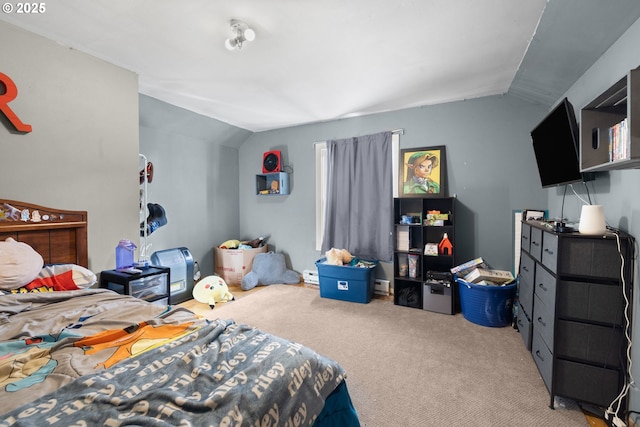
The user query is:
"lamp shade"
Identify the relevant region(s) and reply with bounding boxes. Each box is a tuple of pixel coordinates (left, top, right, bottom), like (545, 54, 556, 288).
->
(578, 205, 606, 235)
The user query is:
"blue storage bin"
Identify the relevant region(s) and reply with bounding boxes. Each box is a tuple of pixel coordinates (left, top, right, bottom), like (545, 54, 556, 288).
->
(315, 258, 378, 303)
(456, 277, 516, 327)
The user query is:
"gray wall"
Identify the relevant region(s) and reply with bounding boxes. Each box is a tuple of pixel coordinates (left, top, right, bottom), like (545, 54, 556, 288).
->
(0, 21, 140, 272)
(0, 21, 251, 278)
(238, 95, 549, 278)
(551, 16, 640, 418)
(138, 95, 251, 275)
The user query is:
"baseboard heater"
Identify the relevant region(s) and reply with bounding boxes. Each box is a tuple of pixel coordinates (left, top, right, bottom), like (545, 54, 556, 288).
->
(374, 279, 390, 296)
(305, 268, 390, 296)
(303, 269, 319, 285)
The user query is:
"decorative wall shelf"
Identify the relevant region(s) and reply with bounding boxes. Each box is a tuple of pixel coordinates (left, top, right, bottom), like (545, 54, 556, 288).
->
(256, 172, 289, 195)
(580, 67, 640, 171)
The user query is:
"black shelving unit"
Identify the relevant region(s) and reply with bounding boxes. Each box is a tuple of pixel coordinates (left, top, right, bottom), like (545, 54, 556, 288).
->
(393, 197, 456, 310)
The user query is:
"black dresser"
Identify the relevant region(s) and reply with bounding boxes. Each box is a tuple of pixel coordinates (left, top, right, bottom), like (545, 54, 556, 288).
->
(518, 221, 633, 409)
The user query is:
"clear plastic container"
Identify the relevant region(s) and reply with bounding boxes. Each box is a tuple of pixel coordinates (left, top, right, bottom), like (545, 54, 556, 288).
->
(408, 254, 419, 278)
(116, 239, 137, 270)
(398, 253, 408, 276)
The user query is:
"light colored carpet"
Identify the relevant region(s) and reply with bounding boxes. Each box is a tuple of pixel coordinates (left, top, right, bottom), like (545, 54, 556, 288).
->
(200, 285, 589, 426)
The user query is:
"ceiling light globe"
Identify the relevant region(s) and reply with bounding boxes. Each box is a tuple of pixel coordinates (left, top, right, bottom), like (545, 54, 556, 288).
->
(243, 28, 256, 42)
(225, 38, 237, 50)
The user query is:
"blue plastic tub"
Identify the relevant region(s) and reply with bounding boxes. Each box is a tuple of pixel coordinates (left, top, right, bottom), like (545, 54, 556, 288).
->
(456, 277, 516, 327)
(315, 258, 378, 303)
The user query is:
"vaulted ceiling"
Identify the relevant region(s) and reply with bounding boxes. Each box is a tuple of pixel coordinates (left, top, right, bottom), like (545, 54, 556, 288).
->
(2, 0, 640, 131)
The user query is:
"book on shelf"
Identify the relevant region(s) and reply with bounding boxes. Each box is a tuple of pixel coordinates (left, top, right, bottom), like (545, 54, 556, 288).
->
(607, 118, 630, 162)
(396, 226, 409, 251)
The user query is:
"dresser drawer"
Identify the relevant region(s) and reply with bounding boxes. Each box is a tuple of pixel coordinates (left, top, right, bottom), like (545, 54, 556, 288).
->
(558, 237, 627, 279)
(533, 294, 554, 352)
(521, 223, 531, 253)
(532, 332, 552, 391)
(129, 273, 168, 301)
(518, 273, 534, 319)
(554, 359, 621, 407)
(516, 308, 532, 351)
(557, 280, 624, 326)
(534, 263, 556, 309)
(541, 232, 558, 273)
(530, 227, 543, 261)
(519, 251, 535, 289)
(555, 320, 624, 368)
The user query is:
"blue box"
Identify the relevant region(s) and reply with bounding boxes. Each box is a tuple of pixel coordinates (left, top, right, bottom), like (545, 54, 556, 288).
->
(315, 258, 378, 303)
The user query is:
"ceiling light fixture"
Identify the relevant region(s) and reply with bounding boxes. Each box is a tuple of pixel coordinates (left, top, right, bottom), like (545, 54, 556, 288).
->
(225, 19, 255, 51)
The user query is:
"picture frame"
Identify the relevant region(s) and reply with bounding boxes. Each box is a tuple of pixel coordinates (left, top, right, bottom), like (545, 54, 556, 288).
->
(399, 145, 447, 197)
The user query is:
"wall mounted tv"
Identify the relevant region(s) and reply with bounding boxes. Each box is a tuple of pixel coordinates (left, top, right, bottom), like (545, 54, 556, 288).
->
(531, 97, 587, 188)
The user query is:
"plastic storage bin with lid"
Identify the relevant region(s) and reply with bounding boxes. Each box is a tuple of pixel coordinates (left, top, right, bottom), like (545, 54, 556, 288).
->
(315, 258, 378, 303)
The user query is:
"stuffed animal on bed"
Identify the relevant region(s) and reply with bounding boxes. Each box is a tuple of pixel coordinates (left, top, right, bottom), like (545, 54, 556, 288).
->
(325, 247, 354, 266)
(241, 251, 300, 291)
(192, 275, 234, 309)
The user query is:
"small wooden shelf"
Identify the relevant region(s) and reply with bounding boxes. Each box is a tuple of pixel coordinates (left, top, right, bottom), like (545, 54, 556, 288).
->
(256, 172, 289, 195)
(580, 67, 640, 171)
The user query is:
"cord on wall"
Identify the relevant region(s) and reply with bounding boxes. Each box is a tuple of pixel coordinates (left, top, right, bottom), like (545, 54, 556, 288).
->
(604, 230, 636, 427)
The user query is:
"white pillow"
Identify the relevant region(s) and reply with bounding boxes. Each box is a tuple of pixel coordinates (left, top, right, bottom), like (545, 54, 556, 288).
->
(0, 238, 44, 290)
(36, 264, 97, 289)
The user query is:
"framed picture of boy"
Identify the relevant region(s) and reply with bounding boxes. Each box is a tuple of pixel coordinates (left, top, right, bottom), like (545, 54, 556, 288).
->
(399, 146, 447, 197)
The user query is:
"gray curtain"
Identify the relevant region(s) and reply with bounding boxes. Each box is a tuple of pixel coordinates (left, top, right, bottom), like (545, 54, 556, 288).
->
(321, 131, 393, 261)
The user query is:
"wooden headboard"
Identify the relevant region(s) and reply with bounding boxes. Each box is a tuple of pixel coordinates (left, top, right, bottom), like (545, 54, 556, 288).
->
(0, 200, 88, 267)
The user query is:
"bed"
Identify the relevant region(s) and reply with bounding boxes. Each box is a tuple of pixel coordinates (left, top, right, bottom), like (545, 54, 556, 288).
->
(0, 200, 360, 426)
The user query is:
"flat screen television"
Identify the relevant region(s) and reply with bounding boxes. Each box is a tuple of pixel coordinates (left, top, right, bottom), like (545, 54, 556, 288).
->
(531, 98, 585, 188)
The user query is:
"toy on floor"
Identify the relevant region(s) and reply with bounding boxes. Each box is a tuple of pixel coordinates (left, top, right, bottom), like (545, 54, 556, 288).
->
(192, 275, 234, 309)
(219, 237, 265, 250)
(241, 251, 300, 291)
(324, 247, 354, 266)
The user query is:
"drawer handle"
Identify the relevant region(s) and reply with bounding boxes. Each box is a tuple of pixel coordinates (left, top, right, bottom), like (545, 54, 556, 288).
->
(537, 283, 547, 292)
(532, 242, 540, 247)
(535, 350, 544, 362)
(544, 248, 554, 255)
(522, 266, 529, 272)
(537, 317, 546, 327)
(522, 236, 529, 241)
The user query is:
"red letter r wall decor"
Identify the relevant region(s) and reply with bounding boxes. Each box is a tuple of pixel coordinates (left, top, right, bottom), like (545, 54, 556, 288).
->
(0, 72, 33, 133)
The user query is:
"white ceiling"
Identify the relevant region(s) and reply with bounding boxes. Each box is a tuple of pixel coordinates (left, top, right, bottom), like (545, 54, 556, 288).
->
(2, 0, 640, 132)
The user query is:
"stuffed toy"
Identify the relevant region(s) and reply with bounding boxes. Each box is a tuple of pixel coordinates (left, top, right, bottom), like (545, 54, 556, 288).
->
(192, 275, 234, 309)
(241, 251, 300, 291)
(324, 247, 354, 266)
(219, 239, 240, 249)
